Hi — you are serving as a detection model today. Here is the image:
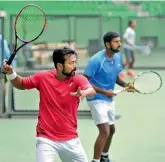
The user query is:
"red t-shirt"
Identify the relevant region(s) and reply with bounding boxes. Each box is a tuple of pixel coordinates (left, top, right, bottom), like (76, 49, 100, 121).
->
(23, 69, 92, 141)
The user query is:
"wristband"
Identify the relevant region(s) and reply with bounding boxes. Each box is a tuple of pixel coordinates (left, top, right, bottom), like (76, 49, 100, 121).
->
(7, 71, 17, 80)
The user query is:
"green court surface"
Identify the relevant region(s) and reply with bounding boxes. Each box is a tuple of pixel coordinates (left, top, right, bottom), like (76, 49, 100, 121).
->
(0, 70, 165, 162)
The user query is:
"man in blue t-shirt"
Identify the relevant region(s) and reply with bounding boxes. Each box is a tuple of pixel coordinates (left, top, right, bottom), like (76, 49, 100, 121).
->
(84, 32, 133, 162)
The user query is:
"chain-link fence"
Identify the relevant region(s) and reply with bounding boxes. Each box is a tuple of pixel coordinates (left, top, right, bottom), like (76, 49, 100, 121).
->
(8, 14, 102, 117)
(6, 15, 165, 117)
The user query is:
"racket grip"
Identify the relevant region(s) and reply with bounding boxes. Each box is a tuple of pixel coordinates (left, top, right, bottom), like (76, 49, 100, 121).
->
(1, 53, 16, 74)
(114, 88, 126, 95)
(114, 89, 123, 95)
(2, 71, 6, 75)
(7, 54, 16, 65)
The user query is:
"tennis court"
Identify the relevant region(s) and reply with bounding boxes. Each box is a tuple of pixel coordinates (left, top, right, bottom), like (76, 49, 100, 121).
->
(0, 69, 164, 162)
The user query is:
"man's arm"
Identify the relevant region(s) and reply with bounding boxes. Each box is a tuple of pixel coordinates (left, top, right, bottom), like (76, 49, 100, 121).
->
(70, 86, 96, 100)
(123, 38, 134, 47)
(82, 87, 96, 98)
(10, 75, 24, 90)
(116, 76, 136, 93)
(116, 76, 128, 88)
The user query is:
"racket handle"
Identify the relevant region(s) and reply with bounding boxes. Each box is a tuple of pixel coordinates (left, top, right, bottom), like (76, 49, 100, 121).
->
(1, 70, 7, 74)
(1, 53, 16, 74)
(114, 88, 126, 95)
(7, 53, 16, 65)
(1, 71, 8, 75)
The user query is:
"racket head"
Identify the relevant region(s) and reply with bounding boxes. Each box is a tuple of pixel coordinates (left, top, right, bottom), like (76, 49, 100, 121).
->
(14, 4, 46, 42)
(135, 45, 151, 56)
(133, 70, 162, 94)
(142, 46, 151, 55)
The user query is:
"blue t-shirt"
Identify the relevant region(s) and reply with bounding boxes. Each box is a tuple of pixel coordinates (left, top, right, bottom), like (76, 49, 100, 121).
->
(84, 50, 122, 102)
(0, 35, 10, 66)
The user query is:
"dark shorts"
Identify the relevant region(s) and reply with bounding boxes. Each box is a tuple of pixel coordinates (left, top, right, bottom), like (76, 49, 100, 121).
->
(124, 48, 134, 58)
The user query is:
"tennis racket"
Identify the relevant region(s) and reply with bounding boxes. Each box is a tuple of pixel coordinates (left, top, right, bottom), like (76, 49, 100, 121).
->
(2, 4, 46, 72)
(134, 45, 151, 56)
(114, 70, 162, 95)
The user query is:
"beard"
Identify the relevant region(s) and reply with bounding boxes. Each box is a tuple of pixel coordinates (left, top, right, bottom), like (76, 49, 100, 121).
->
(62, 67, 76, 77)
(110, 46, 120, 53)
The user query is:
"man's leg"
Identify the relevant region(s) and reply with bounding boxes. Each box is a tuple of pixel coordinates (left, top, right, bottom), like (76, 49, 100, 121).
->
(101, 101, 116, 162)
(36, 137, 56, 162)
(102, 124, 115, 153)
(119, 48, 129, 79)
(123, 48, 130, 69)
(129, 50, 135, 69)
(88, 100, 110, 161)
(127, 49, 135, 78)
(93, 123, 110, 160)
(58, 138, 88, 162)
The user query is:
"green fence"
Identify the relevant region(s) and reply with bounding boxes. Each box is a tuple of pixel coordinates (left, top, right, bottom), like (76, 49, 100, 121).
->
(0, 16, 6, 117)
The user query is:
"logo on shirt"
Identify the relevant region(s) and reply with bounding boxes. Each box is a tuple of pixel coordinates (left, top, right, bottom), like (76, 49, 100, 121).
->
(69, 82, 73, 87)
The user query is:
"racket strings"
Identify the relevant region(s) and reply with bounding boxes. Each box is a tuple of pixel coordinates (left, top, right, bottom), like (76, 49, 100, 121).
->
(16, 5, 46, 41)
(142, 46, 151, 55)
(134, 72, 162, 94)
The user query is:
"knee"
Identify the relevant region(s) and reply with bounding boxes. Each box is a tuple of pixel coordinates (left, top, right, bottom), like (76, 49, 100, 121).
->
(131, 59, 135, 63)
(131, 56, 135, 63)
(99, 125, 110, 138)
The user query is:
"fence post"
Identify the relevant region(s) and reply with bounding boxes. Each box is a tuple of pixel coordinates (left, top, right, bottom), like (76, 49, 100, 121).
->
(0, 16, 6, 117)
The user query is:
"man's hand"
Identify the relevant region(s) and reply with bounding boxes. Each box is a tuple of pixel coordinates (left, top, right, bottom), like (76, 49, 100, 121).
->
(125, 82, 136, 93)
(103, 90, 116, 98)
(70, 87, 87, 100)
(1, 59, 13, 75)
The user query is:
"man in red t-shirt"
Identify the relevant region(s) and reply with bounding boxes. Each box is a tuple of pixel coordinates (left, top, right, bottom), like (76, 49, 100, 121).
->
(1, 47, 96, 162)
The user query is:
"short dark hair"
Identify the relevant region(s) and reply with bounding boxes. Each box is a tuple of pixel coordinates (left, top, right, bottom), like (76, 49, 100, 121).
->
(103, 31, 120, 46)
(52, 47, 77, 68)
(128, 20, 135, 26)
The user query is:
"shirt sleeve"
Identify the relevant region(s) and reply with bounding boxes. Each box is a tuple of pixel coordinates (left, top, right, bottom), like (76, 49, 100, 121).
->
(84, 57, 100, 78)
(23, 72, 42, 90)
(74, 75, 92, 90)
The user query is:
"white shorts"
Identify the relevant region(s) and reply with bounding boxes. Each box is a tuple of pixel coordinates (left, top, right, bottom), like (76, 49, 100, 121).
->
(36, 137, 88, 162)
(88, 100, 115, 125)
